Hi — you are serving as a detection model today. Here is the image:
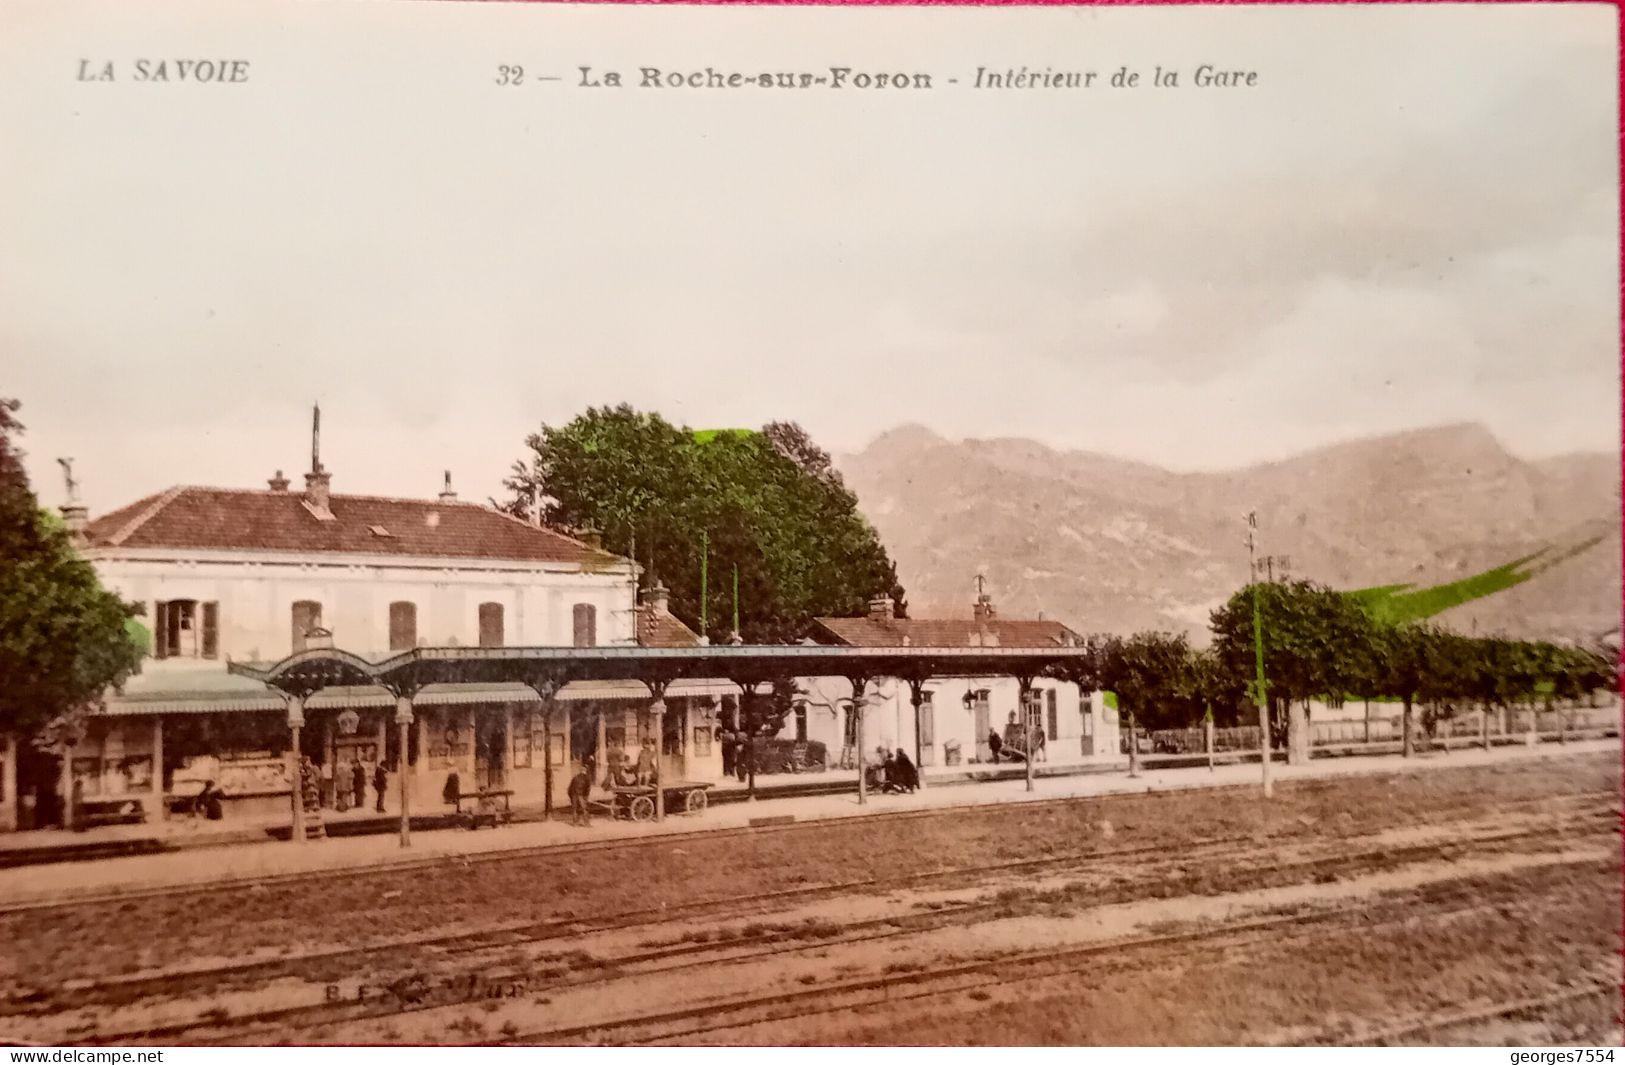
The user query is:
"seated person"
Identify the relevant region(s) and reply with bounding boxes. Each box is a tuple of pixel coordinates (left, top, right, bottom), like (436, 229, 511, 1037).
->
(891, 749, 919, 793)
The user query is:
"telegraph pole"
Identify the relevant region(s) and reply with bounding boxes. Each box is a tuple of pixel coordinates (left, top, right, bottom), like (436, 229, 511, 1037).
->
(1248, 513, 1273, 799)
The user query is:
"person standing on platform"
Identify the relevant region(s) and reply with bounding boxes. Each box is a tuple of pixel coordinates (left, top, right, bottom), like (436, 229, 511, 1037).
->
(335, 760, 350, 812)
(987, 728, 1003, 764)
(319, 759, 334, 808)
(373, 762, 388, 813)
(568, 758, 593, 826)
(351, 761, 366, 811)
(635, 739, 656, 786)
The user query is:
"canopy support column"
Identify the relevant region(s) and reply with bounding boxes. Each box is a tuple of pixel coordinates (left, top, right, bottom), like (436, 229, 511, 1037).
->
(395, 694, 415, 849)
(906, 677, 928, 791)
(286, 695, 305, 845)
(848, 675, 870, 805)
(648, 680, 669, 824)
(1016, 676, 1036, 793)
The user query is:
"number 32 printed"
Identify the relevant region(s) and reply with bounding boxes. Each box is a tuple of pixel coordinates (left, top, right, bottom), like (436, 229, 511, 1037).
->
(496, 65, 523, 86)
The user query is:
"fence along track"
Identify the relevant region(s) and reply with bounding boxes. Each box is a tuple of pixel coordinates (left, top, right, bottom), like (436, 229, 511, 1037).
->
(92, 807, 1617, 1046)
(39, 788, 1615, 1020)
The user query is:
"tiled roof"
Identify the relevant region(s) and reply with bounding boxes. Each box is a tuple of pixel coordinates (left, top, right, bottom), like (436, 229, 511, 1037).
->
(82, 486, 622, 565)
(814, 616, 1081, 648)
(636, 607, 701, 647)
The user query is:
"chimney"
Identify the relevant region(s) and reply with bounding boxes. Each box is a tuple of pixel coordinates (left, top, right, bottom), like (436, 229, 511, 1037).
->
(60, 502, 89, 543)
(268, 470, 290, 492)
(868, 596, 894, 621)
(642, 581, 671, 616)
(55, 459, 88, 544)
(973, 585, 995, 647)
(578, 525, 602, 549)
(304, 468, 333, 514)
(438, 470, 457, 504)
(302, 402, 333, 515)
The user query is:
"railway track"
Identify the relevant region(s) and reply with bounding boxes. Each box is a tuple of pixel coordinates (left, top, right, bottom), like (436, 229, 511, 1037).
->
(1316, 981, 1621, 1046)
(29, 791, 1611, 1024)
(73, 805, 1615, 1046)
(500, 894, 1512, 1045)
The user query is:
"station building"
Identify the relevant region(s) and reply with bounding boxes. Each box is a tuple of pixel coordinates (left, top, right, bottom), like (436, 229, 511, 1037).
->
(784, 593, 1118, 770)
(0, 454, 730, 831)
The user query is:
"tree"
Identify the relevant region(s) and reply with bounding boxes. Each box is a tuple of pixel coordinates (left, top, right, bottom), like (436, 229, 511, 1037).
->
(1210, 579, 1378, 746)
(502, 405, 906, 643)
(1096, 631, 1193, 776)
(0, 398, 143, 746)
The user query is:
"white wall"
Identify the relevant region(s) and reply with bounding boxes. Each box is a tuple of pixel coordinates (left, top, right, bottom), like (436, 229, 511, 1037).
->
(789, 675, 1121, 768)
(88, 547, 639, 669)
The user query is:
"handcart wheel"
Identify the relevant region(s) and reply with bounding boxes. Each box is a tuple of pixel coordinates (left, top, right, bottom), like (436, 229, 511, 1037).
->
(685, 789, 707, 814)
(629, 795, 656, 822)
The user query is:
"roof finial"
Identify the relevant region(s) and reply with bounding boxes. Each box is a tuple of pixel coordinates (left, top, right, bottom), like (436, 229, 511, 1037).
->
(56, 457, 79, 503)
(311, 402, 322, 474)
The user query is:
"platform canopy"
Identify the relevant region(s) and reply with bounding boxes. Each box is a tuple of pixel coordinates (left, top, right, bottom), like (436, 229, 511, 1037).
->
(226, 643, 1095, 698)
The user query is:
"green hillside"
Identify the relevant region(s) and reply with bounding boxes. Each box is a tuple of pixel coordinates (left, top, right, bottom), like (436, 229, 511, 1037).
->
(1350, 533, 1606, 626)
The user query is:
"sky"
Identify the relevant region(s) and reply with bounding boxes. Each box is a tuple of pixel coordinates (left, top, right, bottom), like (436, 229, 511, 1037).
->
(1, 1, 1618, 514)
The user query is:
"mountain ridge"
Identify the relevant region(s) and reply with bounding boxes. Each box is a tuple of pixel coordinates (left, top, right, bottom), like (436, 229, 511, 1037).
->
(837, 423, 1619, 644)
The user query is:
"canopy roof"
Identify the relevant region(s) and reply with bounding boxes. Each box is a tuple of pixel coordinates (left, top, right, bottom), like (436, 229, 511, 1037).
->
(227, 643, 1092, 697)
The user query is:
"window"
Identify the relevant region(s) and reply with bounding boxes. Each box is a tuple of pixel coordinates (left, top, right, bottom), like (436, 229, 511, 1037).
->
(919, 693, 935, 747)
(572, 603, 597, 647)
(794, 702, 808, 743)
(1080, 693, 1094, 737)
(290, 600, 321, 653)
(478, 603, 504, 648)
(389, 601, 417, 651)
(693, 727, 713, 757)
(155, 600, 220, 660)
(1046, 688, 1059, 741)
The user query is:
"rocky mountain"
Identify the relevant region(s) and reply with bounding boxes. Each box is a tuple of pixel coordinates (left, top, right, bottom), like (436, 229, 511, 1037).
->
(837, 424, 1620, 645)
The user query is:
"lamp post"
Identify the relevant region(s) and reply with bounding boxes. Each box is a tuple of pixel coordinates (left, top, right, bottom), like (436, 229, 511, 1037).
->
(1248, 512, 1273, 799)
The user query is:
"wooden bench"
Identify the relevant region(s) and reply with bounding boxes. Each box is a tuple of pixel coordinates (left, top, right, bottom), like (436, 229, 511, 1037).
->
(450, 789, 514, 830)
(78, 799, 147, 828)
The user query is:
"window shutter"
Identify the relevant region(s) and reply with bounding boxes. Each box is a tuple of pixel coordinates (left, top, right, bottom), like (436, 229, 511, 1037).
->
(573, 604, 596, 648)
(201, 602, 219, 659)
(478, 603, 503, 648)
(389, 602, 417, 651)
(1046, 689, 1059, 740)
(154, 601, 169, 659)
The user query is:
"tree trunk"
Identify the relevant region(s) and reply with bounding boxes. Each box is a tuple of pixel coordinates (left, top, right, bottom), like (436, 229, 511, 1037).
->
(1401, 697, 1413, 758)
(1204, 713, 1214, 772)
(1127, 712, 1139, 778)
(1480, 703, 1490, 751)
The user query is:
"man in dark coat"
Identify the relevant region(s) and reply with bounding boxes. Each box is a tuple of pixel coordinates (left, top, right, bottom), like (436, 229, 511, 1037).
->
(987, 729, 1003, 764)
(352, 762, 366, 811)
(567, 758, 594, 826)
(373, 763, 388, 813)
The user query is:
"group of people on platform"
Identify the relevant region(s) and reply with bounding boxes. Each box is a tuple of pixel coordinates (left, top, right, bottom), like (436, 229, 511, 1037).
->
(987, 711, 1046, 764)
(718, 728, 755, 782)
(865, 747, 920, 794)
(315, 758, 389, 813)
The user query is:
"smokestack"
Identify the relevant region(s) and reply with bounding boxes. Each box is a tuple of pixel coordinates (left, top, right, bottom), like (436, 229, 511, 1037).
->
(303, 405, 333, 515)
(642, 581, 671, 616)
